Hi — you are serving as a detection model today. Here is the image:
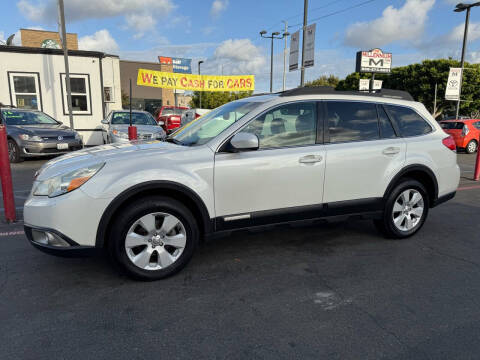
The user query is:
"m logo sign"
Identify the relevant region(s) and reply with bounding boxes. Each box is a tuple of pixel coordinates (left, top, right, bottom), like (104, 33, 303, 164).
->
(356, 48, 392, 74)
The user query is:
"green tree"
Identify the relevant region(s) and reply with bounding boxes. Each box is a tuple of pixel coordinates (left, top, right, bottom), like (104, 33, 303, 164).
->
(305, 75, 340, 88)
(336, 59, 480, 119)
(189, 91, 253, 109)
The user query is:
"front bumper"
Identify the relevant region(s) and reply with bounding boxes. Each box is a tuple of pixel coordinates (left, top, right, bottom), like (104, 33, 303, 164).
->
(20, 139, 83, 157)
(25, 225, 97, 257)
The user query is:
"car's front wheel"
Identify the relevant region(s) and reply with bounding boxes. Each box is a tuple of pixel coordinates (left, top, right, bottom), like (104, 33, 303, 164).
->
(8, 139, 23, 163)
(108, 196, 199, 280)
(374, 179, 429, 239)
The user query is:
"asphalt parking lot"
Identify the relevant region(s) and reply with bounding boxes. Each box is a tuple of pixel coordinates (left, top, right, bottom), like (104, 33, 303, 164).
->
(1, 154, 480, 359)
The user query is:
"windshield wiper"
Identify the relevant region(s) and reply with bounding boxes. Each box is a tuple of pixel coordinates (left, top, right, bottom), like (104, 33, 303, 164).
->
(165, 136, 183, 145)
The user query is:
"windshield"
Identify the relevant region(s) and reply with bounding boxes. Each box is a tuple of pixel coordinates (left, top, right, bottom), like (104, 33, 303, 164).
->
(170, 100, 260, 146)
(163, 108, 187, 116)
(441, 122, 464, 129)
(111, 112, 157, 125)
(1, 110, 58, 125)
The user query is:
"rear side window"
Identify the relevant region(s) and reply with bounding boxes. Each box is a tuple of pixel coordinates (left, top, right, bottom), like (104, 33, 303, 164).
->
(385, 105, 432, 137)
(473, 121, 480, 130)
(377, 106, 396, 138)
(326, 101, 379, 143)
(441, 122, 464, 130)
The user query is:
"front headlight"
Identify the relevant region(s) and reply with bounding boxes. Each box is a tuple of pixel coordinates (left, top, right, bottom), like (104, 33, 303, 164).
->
(19, 134, 43, 142)
(74, 132, 82, 141)
(112, 130, 129, 139)
(33, 162, 105, 198)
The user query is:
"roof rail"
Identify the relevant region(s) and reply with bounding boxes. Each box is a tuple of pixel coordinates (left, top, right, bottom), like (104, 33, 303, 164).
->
(278, 86, 414, 101)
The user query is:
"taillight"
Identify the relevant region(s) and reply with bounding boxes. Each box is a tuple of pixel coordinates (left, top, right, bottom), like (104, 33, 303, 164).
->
(442, 136, 456, 151)
(462, 124, 469, 136)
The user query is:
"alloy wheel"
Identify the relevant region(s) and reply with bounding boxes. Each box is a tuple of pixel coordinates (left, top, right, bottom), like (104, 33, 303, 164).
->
(468, 141, 477, 153)
(124, 212, 187, 271)
(392, 189, 424, 232)
(8, 141, 17, 162)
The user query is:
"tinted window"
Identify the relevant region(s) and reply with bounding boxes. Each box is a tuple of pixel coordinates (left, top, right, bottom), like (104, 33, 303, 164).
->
(1, 110, 57, 125)
(385, 105, 432, 136)
(111, 112, 157, 125)
(378, 106, 396, 138)
(326, 102, 379, 143)
(441, 122, 464, 129)
(473, 122, 480, 130)
(243, 102, 317, 149)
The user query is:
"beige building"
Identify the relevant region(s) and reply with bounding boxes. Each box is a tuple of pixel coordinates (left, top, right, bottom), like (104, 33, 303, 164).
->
(20, 29, 78, 50)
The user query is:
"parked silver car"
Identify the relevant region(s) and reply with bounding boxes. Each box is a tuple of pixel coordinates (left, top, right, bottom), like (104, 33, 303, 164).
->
(101, 110, 166, 143)
(0, 108, 83, 163)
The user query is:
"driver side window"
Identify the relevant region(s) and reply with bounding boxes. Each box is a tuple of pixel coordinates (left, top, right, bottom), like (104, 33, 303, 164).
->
(242, 102, 317, 149)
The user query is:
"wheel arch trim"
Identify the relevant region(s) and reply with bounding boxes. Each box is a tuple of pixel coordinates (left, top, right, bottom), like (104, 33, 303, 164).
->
(95, 180, 213, 248)
(383, 164, 439, 205)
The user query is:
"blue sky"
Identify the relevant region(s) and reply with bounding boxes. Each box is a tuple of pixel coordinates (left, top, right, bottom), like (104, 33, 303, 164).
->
(1, 0, 480, 92)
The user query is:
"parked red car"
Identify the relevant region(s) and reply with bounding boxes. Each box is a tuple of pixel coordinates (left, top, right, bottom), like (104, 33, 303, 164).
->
(440, 119, 480, 153)
(155, 106, 189, 133)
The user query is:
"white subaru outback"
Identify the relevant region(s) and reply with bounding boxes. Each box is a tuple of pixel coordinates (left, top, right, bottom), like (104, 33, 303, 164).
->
(24, 87, 460, 280)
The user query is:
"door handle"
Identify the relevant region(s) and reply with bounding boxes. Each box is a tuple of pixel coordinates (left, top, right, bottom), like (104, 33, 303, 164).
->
(382, 147, 400, 156)
(299, 155, 323, 164)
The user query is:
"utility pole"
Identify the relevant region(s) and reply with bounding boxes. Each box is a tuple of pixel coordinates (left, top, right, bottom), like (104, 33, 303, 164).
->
(198, 60, 204, 108)
(58, 0, 73, 129)
(282, 20, 288, 91)
(300, 0, 308, 86)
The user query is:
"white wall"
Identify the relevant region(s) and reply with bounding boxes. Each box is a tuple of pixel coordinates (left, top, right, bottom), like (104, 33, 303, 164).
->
(0, 51, 122, 145)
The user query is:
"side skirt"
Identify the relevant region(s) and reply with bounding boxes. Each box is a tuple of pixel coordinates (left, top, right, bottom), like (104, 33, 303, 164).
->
(214, 198, 384, 232)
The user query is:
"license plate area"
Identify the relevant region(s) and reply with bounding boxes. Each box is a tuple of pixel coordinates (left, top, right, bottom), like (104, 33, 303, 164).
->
(57, 143, 69, 150)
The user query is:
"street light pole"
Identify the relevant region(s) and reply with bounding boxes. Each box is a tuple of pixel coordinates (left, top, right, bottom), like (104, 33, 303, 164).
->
(454, 2, 480, 118)
(260, 30, 289, 93)
(198, 60, 204, 108)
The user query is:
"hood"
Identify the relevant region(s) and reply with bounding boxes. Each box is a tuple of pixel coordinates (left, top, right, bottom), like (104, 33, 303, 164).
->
(111, 124, 164, 134)
(35, 140, 181, 181)
(9, 124, 77, 137)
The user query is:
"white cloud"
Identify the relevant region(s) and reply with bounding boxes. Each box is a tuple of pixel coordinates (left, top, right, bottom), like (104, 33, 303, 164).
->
(344, 0, 435, 48)
(213, 39, 266, 74)
(17, 0, 175, 38)
(210, 0, 228, 17)
(78, 29, 119, 54)
(446, 22, 480, 42)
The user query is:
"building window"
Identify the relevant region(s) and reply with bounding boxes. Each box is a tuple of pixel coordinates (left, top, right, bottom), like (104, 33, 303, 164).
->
(8, 72, 42, 110)
(60, 73, 91, 115)
(104, 86, 113, 102)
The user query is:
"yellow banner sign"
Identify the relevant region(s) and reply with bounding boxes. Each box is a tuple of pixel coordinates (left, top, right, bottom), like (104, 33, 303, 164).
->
(137, 69, 254, 92)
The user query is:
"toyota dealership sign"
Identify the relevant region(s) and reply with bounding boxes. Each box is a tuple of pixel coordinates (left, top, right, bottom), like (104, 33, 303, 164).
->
(356, 48, 392, 73)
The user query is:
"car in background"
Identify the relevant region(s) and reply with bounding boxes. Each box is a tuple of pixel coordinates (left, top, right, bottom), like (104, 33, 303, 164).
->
(440, 119, 480, 153)
(102, 110, 166, 143)
(181, 108, 211, 126)
(0, 108, 83, 163)
(155, 106, 189, 133)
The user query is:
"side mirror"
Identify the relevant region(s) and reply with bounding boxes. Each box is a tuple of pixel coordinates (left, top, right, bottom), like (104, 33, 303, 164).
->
(101, 119, 108, 125)
(229, 132, 259, 152)
(158, 121, 165, 126)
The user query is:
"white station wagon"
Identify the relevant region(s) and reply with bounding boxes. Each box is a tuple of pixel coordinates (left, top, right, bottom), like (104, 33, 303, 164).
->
(24, 87, 460, 280)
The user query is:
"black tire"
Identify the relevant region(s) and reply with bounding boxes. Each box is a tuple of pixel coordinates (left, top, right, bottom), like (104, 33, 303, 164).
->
(465, 140, 477, 154)
(108, 196, 199, 280)
(374, 179, 429, 239)
(7, 139, 23, 163)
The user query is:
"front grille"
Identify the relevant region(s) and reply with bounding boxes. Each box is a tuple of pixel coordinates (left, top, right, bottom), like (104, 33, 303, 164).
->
(41, 136, 75, 141)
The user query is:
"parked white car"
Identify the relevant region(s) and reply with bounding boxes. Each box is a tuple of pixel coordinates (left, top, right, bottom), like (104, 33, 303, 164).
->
(24, 88, 460, 280)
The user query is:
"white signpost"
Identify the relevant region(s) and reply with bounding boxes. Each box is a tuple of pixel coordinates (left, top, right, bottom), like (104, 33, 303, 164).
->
(303, 23, 316, 68)
(373, 79, 383, 90)
(356, 48, 392, 74)
(289, 30, 300, 71)
(359, 79, 370, 91)
(445, 67, 462, 101)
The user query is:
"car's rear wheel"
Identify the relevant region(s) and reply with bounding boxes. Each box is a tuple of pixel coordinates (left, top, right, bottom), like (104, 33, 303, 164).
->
(374, 179, 429, 239)
(466, 140, 477, 154)
(7, 139, 23, 163)
(108, 196, 199, 280)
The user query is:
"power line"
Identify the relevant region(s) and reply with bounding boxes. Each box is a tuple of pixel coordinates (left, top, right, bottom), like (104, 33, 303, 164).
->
(289, 0, 381, 29)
